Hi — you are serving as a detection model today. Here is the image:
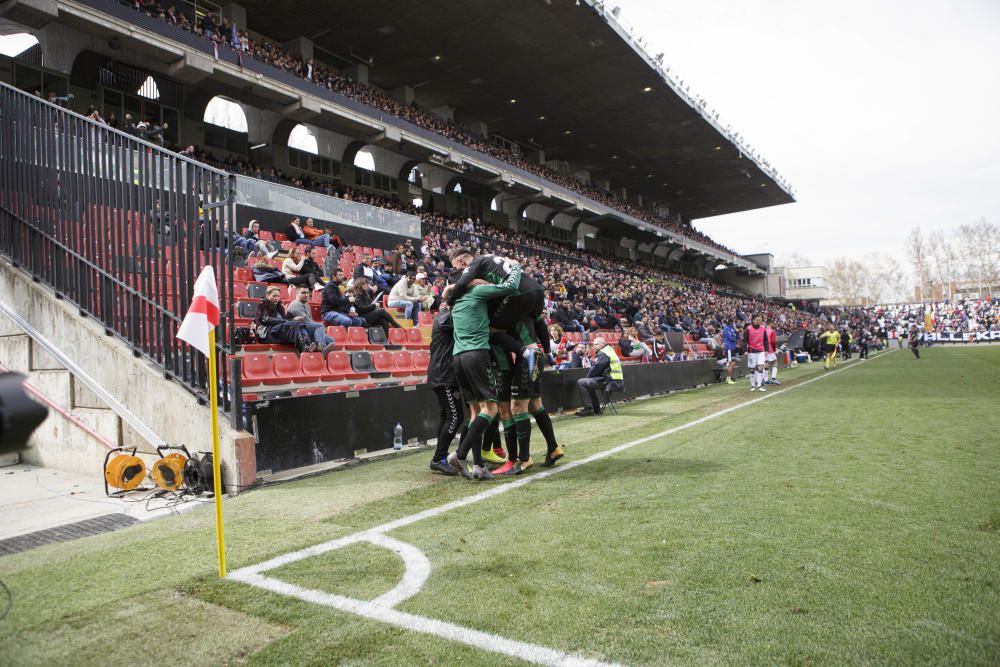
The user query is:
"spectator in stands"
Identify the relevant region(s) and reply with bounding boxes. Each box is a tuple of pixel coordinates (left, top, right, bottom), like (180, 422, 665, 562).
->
(302, 217, 340, 248)
(251, 259, 286, 284)
(619, 327, 652, 360)
(239, 220, 278, 258)
(282, 247, 323, 290)
(575, 337, 624, 417)
(388, 271, 423, 324)
(286, 216, 330, 247)
(634, 318, 658, 345)
(253, 286, 319, 352)
(320, 271, 365, 328)
(286, 286, 335, 349)
(370, 256, 393, 291)
(413, 273, 437, 311)
(301, 246, 325, 282)
(650, 331, 673, 362)
(351, 278, 401, 335)
(353, 254, 375, 282)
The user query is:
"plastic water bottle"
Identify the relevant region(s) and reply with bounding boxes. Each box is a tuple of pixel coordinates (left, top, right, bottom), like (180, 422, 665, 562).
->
(393, 423, 403, 450)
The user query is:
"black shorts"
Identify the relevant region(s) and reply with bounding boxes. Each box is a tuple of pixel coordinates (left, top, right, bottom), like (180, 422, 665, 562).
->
(492, 363, 512, 402)
(491, 278, 545, 332)
(823, 343, 836, 354)
(454, 350, 498, 404)
(510, 353, 542, 400)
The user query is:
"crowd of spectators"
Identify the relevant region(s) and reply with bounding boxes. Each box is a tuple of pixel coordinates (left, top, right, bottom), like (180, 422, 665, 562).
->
(125, 0, 739, 255)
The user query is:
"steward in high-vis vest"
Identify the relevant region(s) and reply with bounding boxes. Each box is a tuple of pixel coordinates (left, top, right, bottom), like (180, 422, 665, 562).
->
(575, 337, 625, 417)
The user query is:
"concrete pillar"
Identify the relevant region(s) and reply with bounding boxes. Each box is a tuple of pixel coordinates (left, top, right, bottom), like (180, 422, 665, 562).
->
(430, 105, 454, 122)
(284, 36, 314, 62)
(618, 187, 628, 200)
(594, 177, 611, 192)
(345, 63, 368, 84)
(220, 3, 246, 29)
(526, 148, 545, 165)
(390, 85, 414, 106)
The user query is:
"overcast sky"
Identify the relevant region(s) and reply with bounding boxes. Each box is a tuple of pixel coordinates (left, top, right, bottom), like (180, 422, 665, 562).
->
(615, 0, 1000, 267)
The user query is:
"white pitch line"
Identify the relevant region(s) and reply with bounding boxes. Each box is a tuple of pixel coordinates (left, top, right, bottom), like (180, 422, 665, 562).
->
(230, 351, 888, 666)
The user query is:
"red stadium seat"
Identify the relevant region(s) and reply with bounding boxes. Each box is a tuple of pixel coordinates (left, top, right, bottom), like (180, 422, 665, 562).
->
(235, 267, 254, 282)
(387, 328, 408, 347)
(242, 354, 277, 387)
(326, 385, 351, 393)
(258, 230, 274, 241)
(327, 351, 366, 380)
(391, 350, 415, 377)
(348, 326, 380, 351)
(418, 311, 434, 326)
(326, 325, 349, 348)
(412, 350, 430, 372)
(371, 350, 394, 376)
(274, 232, 288, 241)
(242, 393, 260, 402)
(300, 352, 334, 381)
(233, 282, 249, 300)
(405, 328, 428, 349)
(295, 387, 323, 396)
(273, 352, 319, 383)
(352, 383, 377, 391)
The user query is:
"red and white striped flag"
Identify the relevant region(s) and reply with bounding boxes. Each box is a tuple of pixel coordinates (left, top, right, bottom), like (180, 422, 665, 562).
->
(176, 266, 220, 357)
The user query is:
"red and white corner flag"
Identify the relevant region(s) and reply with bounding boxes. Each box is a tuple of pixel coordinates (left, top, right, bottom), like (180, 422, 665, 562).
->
(176, 266, 220, 356)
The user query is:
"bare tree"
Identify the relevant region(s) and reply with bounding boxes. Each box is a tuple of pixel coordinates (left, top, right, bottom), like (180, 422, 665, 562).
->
(827, 257, 869, 305)
(956, 219, 999, 296)
(880, 255, 909, 303)
(926, 230, 960, 298)
(906, 228, 931, 300)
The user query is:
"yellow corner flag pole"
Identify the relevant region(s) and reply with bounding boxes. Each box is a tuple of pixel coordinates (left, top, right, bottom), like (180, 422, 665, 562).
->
(207, 328, 227, 578)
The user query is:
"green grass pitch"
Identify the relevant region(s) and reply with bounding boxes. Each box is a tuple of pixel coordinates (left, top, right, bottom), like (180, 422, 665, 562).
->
(1, 346, 998, 665)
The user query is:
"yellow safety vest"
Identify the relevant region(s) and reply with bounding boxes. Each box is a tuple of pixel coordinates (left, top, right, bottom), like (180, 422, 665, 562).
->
(601, 346, 624, 381)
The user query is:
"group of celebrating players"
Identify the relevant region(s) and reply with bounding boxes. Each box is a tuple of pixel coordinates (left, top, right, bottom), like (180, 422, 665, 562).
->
(424, 248, 564, 481)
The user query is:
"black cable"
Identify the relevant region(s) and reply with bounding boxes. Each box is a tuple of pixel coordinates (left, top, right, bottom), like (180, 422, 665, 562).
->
(0, 575, 11, 623)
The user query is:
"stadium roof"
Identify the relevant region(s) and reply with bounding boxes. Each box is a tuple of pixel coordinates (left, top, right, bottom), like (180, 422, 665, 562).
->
(237, 0, 795, 222)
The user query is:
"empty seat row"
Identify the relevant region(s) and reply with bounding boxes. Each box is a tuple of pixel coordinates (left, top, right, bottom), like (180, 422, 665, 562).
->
(241, 350, 429, 387)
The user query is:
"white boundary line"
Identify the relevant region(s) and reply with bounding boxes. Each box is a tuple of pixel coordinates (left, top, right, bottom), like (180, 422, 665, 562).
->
(231, 352, 889, 666)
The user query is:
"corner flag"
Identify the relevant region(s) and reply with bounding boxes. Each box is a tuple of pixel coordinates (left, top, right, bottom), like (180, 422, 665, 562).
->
(175, 264, 227, 577)
(176, 266, 220, 356)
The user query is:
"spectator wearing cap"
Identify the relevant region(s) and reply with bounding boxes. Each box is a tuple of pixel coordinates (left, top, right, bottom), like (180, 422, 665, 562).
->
(413, 272, 437, 311)
(387, 271, 423, 324)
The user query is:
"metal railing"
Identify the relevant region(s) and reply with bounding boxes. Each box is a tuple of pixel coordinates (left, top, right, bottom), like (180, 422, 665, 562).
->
(0, 81, 237, 411)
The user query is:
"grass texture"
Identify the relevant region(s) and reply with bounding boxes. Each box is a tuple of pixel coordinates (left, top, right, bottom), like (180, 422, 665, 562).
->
(1, 346, 998, 665)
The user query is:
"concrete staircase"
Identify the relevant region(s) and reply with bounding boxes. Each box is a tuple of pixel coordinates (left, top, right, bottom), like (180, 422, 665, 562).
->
(0, 330, 134, 473)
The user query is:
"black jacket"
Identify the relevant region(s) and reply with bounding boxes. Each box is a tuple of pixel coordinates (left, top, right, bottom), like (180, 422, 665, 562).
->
(352, 289, 378, 315)
(585, 348, 612, 380)
(321, 282, 352, 316)
(426, 309, 457, 388)
(253, 299, 286, 340)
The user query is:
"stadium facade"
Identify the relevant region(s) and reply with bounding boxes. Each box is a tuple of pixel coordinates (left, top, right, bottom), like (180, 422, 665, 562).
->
(0, 0, 795, 485)
(1, 0, 792, 282)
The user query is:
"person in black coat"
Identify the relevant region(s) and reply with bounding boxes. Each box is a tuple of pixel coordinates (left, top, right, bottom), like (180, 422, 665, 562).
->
(350, 278, 400, 335)
(426, 304, 461, 475)
(319, 270, 364, 328)
(253, 286, 319, 351)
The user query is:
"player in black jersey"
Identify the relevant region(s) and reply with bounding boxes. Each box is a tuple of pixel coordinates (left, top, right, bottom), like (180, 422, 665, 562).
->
(448, 248, 551, 373)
